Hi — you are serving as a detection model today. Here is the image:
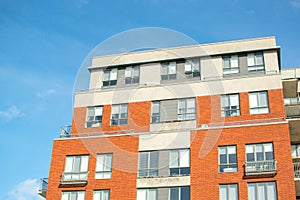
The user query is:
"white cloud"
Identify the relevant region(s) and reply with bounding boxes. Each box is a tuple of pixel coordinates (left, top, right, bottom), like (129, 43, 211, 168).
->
(8, 179, 44, 200)
(37, 89, 56, 99)
(290, 0, 300, 8)
(0, 105, 24, 121)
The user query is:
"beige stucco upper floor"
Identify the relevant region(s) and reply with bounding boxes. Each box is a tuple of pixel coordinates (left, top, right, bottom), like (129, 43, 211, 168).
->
(90, 36, 279, 68)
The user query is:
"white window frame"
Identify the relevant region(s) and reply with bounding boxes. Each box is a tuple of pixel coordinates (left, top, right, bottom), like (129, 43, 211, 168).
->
(125, 66, 140, 84)
(169, 149, 190, 176)
(219, 184, 238, 200)
(247, 52, 265, 71)
(63, 155, 89, 181)
(218, 146, 237, 173)
(151, 101, 160, 123)
(110, 104, 128, 126)
(95, 154, 112, 179)
(184, 59, 200, 77)
(138, 151, 158, 177)
(178, 98, 196, 120)
(61, 191, 86, 200)
(221, 94, 240, 117)
(161, 62, 177, 80)
(249, 91, 269, 114)
(246, 143, 274, 162)
(137, 189, 157, 200)
(86, 106, 103, 128)
(93, 190, 110, 200)
(103, 68, 118, 87)
(223, 55, 239, 75)
(248, 182, 277, 200)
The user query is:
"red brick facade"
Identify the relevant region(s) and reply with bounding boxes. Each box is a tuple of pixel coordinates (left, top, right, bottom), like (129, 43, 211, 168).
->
(47, 89, 295, 199)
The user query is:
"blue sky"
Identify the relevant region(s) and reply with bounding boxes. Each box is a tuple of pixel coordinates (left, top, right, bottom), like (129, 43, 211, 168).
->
(0, 0, 299, 199)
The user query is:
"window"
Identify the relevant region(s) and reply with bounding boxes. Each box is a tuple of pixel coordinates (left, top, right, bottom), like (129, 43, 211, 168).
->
(249, 91, 269, 114)
(93, 190, 110, 200)
(185, 59, 200, 77)
(291, 144, 300, 157)
(138, 151, 158, 177)
(151, 101, 160, 123)
(169, 187, 190, 200)
(161, 62, 176, 80)
(95, 154, 112, 179)
(86, 106, 103, 128)
(248, 182, 277, 200)
(125, 66, 140, 84)
(61, 191, 85, 200)
(219, 184, 238, 200)
(178, 98, 196, 120)
(223, 55, 239, 75)
(63, 155, 89, 181)
(110, 104, 128, 125)
(246, 143, 274, 162)
(103, 68, 118, 87)
(221, 94, 240, 117)
(137, 189, 157, 200)
(218, 146, 237, 173)
(169, 149, 190, 176)
(247, 52, 264, 71)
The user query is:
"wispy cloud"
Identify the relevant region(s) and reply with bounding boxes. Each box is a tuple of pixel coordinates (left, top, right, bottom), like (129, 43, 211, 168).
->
(8, 179, 43, 200)
(0, 105, 24, 121)
(290, 0, 300, 8)
(37, 89, 56, 99)
(75, 0, 89, 8)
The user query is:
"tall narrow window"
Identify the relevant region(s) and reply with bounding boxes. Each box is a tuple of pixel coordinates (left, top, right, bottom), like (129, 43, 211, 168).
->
(178, 98, 196, 120)
(218, 146, 237, 172)
(93, 190, 110, 200)
(103, 68, 118, 87)
(223, 55, 239, 75)
(161, 62, 176, 80)
(169, 187, 190, 200)
(95, 154, 112, 179)
(63, 155, 89, 182)
(221, 94, 240, 117)
(248, 182, 277, 200)
(249, 91, 269, 114)
(169, 149, 190, 176)
(86, 106, 103, 128)
(125, 66, 140, 84)
(137, 189, 157, 200)
(61, 191, 85, 200)
(110, 104, 128, 125)
(219, 184, 238, 200)
(151, 101, 160, 123)
(247, 52, 264, 71)
(185, 59, 200, 77)
(138, 151, 158, 177)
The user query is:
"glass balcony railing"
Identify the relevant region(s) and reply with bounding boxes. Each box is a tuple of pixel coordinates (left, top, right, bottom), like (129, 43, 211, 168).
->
(38, 178, 48, 198)
(60, 172, 88, 184)
(245, 160, 277, 176)
(60, 125, 71, 138)
(294, 162, 300, 179)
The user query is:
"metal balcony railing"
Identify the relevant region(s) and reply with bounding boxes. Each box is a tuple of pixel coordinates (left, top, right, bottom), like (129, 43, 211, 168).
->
(60, 172, 88, 184)
(38, 178, 48, 198)
(245, 160, 277, 176)
(294, 162, 300, 179)
(60, 125, 71, 138)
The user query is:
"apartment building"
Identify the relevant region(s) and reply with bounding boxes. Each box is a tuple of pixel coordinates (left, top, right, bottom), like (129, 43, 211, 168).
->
(39, 36, 296, 200)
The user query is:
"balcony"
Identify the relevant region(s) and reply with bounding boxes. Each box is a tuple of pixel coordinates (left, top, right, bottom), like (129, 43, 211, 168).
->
(38, 178, 48, 198)
(245, 160, 277, 176)
(60, 172, 88, 185)
(294, 162, 300, 179)
(286, 105, 300, 119)
(60, 125, 71, 138)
